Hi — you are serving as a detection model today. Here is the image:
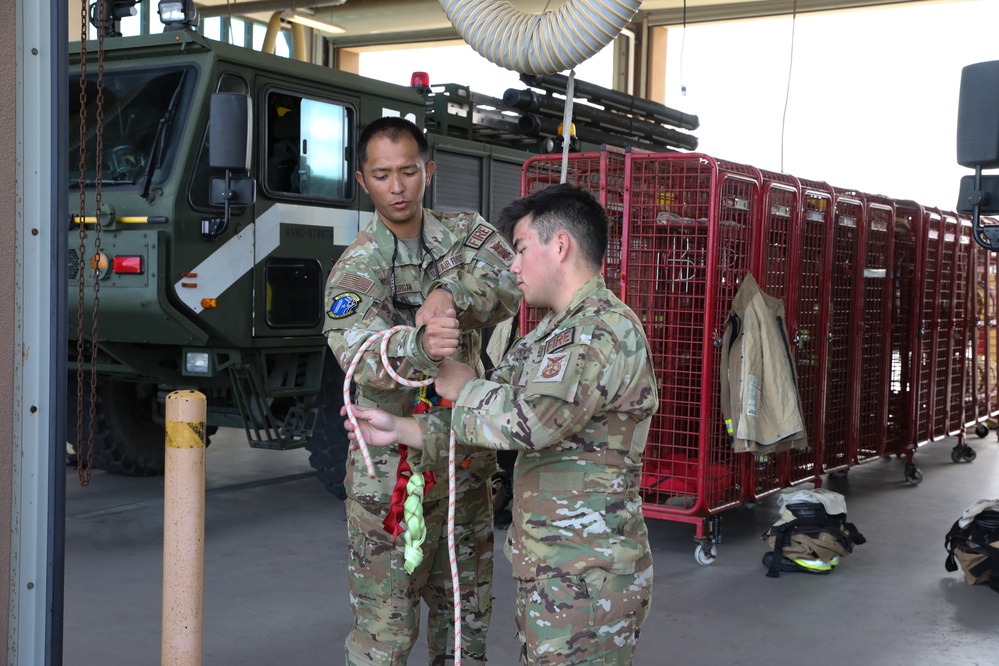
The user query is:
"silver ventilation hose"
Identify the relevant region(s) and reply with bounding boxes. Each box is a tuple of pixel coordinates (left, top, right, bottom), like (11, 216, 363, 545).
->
(439, 0, 642, 180)
(439, 0, 642, 76)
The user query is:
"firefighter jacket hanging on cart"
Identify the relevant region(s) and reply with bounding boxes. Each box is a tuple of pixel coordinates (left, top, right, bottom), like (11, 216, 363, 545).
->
(720, 273, 807, 453)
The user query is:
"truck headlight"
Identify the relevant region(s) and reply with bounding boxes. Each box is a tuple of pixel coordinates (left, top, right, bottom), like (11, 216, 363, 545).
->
(185, 351, 210, 375)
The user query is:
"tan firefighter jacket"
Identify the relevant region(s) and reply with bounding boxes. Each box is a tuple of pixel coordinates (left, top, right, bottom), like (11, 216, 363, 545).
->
(719, 273, 807, 453)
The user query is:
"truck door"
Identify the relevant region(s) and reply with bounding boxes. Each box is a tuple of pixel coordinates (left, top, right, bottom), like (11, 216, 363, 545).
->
(253, 86, 358, 338)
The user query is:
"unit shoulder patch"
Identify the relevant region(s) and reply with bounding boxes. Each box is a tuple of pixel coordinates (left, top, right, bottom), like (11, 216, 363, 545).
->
(488, 238, 514, 264)
(327, 292, 361, 319)
(465, 223, 494, 249)
(534, 353, 570, 383)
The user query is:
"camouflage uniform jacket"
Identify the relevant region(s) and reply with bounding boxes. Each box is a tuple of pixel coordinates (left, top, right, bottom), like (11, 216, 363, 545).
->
(323, 208, 521, 505)
(421, 275, 659, 580)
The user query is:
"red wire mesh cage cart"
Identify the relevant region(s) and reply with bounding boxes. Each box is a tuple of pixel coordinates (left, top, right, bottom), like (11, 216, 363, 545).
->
(966, 217, 999, 445)
(512, 149, 984, 565)
(519, 148, 628, 334)
(622, 153, 759, 562)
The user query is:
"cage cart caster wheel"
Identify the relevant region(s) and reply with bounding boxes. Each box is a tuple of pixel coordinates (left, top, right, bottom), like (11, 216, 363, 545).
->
(904, 464, 923, 486)
(975, 423, 989, 438)
(694, 543, 718, 566)
(950, 445, 977, 463)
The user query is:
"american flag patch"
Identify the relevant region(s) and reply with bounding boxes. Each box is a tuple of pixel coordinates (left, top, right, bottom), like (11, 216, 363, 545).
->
(465, 224, 493, 249)
(336, 272, 374, 294)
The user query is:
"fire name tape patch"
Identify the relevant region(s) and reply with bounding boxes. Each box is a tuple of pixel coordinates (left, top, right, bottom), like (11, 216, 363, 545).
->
(465, 224, 493, 249)
(544, 327, 575, 354)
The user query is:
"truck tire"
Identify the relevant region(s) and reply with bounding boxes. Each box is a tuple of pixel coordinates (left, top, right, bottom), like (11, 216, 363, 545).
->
(305, 352, 350, 500)
(66, 377, 165, 476)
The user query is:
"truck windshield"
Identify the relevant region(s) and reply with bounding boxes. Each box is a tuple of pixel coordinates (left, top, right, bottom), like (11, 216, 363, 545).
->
(69, 65, 195, 187)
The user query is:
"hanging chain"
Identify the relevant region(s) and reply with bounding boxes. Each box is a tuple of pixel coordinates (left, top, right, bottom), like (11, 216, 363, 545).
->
(90, 0, 106, 480)
(75, 0, 91, 484)
(76, 0, 107, 485)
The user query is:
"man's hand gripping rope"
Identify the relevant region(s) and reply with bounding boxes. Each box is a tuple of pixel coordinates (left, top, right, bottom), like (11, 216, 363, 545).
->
(341, 324, 464, 665)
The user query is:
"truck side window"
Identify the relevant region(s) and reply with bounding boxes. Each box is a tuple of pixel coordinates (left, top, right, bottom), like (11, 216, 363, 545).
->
(265, 258, 324, 328)
(264, 90, 353, 203)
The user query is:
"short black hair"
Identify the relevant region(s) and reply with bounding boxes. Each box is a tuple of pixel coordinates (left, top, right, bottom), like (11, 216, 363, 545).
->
(356, 116, 430, 168)
(497, 183, 608, 269)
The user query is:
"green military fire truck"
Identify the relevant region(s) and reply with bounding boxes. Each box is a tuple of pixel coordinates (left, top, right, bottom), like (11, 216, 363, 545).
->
(68, 22, 696, 497)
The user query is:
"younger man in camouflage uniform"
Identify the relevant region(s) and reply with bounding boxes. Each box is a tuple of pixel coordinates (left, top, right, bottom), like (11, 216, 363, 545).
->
(347, 183, 659, 664)
(324, 116, 521, 665)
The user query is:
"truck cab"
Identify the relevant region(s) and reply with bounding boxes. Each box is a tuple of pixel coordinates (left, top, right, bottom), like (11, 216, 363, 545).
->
(68, 30, 527, 495)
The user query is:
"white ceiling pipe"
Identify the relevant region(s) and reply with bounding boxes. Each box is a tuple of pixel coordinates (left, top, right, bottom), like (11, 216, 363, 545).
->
(198, 0, 347, 19)
(439, 0, 642, 75)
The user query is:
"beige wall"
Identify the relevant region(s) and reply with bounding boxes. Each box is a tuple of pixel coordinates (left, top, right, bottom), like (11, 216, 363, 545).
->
(646, 25, 667, 106)
(0, 0, 16, 657)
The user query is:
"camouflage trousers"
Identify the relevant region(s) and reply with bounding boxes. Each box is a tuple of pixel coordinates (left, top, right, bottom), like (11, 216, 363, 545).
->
(344, 477, 494, 666)
(514, 556, 653, 665)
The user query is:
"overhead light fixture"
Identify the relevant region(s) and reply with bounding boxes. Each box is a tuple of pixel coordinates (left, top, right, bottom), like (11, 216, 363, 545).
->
(281, 10, 346, 35)
(158, 0, 199, 31)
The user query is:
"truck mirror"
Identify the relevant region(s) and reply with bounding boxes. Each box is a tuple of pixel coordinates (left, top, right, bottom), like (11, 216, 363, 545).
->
(957, 175, 999, 215)
(957, 60, 999, 169)
(204, 92, 255, 240)
(209, 92, 251, 171)
(209, 176, 255, 208)
(956, 60, 999, 251)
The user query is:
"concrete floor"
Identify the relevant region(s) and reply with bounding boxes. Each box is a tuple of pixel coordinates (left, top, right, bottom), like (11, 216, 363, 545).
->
(63, 429, 999, 665)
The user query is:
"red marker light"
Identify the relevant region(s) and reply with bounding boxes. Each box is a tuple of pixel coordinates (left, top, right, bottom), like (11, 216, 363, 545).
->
(112, 255, 144, 274)
(411, 71, 431, 90)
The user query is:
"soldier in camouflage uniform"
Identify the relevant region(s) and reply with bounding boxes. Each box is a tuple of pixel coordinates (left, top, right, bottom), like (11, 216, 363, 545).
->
(347, 183, 659, 665)
(323, 116, 521, 666)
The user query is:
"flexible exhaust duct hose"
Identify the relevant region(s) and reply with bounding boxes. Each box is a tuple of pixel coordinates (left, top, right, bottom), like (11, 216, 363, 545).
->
(439, 0, 643, 75)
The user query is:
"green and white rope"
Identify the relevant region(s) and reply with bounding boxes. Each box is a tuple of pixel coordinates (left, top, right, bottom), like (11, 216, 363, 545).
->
(342, 325, 464, 664)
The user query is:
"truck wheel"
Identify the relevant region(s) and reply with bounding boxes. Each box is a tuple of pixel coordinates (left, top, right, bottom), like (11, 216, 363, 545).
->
(67, 377, 165, 476)
(305, 352, 350, 500)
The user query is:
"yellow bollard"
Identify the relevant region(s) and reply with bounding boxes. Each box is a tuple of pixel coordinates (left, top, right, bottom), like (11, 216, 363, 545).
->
(161, 390, 207, 666)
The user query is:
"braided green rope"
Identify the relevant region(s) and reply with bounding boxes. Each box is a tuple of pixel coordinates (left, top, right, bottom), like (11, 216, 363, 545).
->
(402, 471, 428, 574)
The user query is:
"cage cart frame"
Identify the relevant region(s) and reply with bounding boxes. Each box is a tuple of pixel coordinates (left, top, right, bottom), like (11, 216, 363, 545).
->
(965, 219, 999, 448)
(513, 149, 995, 565)
(622, 153, 760, 563)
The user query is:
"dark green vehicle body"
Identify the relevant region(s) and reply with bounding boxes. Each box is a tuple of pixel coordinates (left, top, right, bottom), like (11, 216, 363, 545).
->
(68, 30, 529, 495)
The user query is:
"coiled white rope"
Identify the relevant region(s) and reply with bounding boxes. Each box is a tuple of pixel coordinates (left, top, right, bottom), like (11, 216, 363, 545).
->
(342, 325, 463, 665)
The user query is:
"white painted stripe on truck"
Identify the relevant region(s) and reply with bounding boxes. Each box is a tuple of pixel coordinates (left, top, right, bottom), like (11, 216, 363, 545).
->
(175, 204, 368, 314)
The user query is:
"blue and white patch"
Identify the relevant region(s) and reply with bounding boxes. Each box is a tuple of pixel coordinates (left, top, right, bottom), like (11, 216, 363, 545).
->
(327, 292, 361, 319)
